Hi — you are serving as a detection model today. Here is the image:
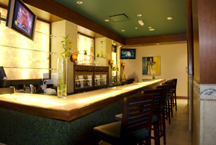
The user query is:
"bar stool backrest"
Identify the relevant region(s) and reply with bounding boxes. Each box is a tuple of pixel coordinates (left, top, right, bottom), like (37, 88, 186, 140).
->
(157, 84, 168, 105)
(144, 88, 163, 116)
(173, 78, 177, 92)
(120, 94, 155, 142)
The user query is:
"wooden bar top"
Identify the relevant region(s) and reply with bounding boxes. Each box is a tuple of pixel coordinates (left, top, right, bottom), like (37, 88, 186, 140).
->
(0, 79, 165, 121)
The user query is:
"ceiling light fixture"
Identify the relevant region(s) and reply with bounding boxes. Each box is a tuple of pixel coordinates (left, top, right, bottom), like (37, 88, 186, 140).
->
(105, 19, 109, 22)
(149, 28, 155, 31)
(135, 27, 138, 29)
(137, 14, 142, 17)
(121, 30, 125, 32)
(77, 1, 83, 4)
(138, 20, 144, 26)
(148, 27, 152, 29)
(167, 17, 173, 20)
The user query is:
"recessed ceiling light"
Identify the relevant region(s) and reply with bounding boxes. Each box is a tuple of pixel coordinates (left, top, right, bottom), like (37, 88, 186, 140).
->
(148, 27, 152, 29)
(149, 28, 155, 31)
(121, 30, 125, 32)
(105, 19, 109, 22)
(135, 27, 138, 29)
(138, 20, 144, 26)
(137, 14, 142, 17)
(77, 1, 83, 4)
(167, 17, 173, 20)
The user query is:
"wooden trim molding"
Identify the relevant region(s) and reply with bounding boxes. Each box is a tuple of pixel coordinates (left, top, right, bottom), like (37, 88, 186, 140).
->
(22, 0, 125, 45)
(124, 33, 187, 46)
(176, 96, 188, 99)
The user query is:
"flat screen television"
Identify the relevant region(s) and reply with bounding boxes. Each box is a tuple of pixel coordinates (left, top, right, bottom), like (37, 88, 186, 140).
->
(0, 66, 7, 79)
(6, 0, 37, 40)
(120, 48, 136, 59)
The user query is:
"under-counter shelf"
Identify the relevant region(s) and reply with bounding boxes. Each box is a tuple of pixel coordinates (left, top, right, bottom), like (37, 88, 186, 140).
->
(0, 44, 56, 54)
(75, 75, 93, 89)
(95, 74, 107, 86)
(74, 65, 109, 92)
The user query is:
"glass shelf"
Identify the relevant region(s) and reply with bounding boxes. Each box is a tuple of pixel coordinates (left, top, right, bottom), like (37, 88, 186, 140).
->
(95, 56, 106, 59)
(77, 53, 95, 57)
(77, 53, 106, 59)
(4, 67, 56, 70)
(0, 21, 56, 38)
(0, 44, 56, 54)
(35, 31, 56, 38)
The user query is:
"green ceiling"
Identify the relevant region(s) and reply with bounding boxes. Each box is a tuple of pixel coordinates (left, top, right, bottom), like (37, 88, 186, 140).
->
(54, 0, 186, 38)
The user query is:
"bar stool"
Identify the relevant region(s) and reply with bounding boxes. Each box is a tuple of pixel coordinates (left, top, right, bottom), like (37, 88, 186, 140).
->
(164, 80, 174, 119)
(115, 88, 163, 145)
(172, 79, 177, 111)
(156, 84, 168, 145)
(93, 94, 156, 145)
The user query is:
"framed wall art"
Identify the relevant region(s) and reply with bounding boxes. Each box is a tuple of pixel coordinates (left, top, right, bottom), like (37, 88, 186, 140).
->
(142, 56, 161, 75)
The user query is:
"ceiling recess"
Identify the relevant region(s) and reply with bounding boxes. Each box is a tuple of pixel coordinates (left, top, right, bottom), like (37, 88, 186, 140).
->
(109, 13, 130, 22)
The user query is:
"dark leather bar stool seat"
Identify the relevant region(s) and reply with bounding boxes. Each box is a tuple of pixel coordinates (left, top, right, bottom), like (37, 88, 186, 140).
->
(93, 94, 156, 145)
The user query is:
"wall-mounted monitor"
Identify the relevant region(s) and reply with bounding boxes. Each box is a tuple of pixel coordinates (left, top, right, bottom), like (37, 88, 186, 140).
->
(120, 48, 136, 59)
(0, 66, 7, 79)
(6, 0, 37, 40)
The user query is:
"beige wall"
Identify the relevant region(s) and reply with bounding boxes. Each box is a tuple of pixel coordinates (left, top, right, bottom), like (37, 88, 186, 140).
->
(122, 43, 188, 96)
(51, 20, 78, 93)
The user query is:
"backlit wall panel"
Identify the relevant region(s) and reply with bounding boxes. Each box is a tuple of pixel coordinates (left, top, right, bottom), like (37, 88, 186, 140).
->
(0, 8, 50, 80)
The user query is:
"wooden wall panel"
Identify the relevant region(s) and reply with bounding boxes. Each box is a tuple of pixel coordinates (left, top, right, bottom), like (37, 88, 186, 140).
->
(125, 33, 187, 46)
(187, 0, 194, 76)
(198, 0, 216, 84)
(192, 0, 200, 83)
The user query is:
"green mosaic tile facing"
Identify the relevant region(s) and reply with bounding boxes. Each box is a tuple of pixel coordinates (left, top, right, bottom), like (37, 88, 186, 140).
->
(0, 99, 123, 145)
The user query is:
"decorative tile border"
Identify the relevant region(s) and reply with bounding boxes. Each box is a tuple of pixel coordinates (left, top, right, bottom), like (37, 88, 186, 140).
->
(200, 84, 216, 100)
(194, 80, 216, 100)
(193, 80, 200, 99)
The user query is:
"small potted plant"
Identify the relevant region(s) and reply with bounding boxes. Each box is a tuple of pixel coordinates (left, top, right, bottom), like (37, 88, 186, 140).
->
(96, 53, 99, 57)
(84, 50, 87, 55)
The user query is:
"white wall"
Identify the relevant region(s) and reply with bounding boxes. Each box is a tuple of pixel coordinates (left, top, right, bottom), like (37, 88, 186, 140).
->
(122, 43, 188, 96)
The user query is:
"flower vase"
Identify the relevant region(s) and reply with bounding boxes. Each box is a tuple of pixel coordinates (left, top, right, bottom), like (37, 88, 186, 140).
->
(57, 58, 67, 98)
(152, 69, 155, 79)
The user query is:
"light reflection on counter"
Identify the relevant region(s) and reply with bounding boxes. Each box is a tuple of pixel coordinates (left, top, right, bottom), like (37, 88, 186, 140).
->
(0, 93, 64, 105)
(75, 90, 121, 103)
(0, 79, 165, 112)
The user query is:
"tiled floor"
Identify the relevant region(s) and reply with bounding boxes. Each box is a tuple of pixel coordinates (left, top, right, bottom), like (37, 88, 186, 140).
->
(160, 99, 192, 145)
(100, 99, 192, 145)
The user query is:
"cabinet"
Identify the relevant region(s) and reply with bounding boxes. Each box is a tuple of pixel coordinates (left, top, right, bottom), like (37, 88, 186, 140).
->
(74, 65, 109, 92)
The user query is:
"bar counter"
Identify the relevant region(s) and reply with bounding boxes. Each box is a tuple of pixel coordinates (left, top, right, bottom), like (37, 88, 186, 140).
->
(0, 79, 165, 145)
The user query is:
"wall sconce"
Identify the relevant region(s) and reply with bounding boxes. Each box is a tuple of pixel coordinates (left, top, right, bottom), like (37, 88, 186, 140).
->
(121, 62, 125, 69)
(109, 60, 114, 68)
(70, 54, 78, 64)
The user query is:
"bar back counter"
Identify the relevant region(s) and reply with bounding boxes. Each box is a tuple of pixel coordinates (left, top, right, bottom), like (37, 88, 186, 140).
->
(0, 79, 165, 145)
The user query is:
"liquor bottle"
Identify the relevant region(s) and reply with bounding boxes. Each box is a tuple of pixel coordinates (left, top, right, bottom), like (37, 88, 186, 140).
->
(76, 76, 81, 88)
(95, 77, 98, 86)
